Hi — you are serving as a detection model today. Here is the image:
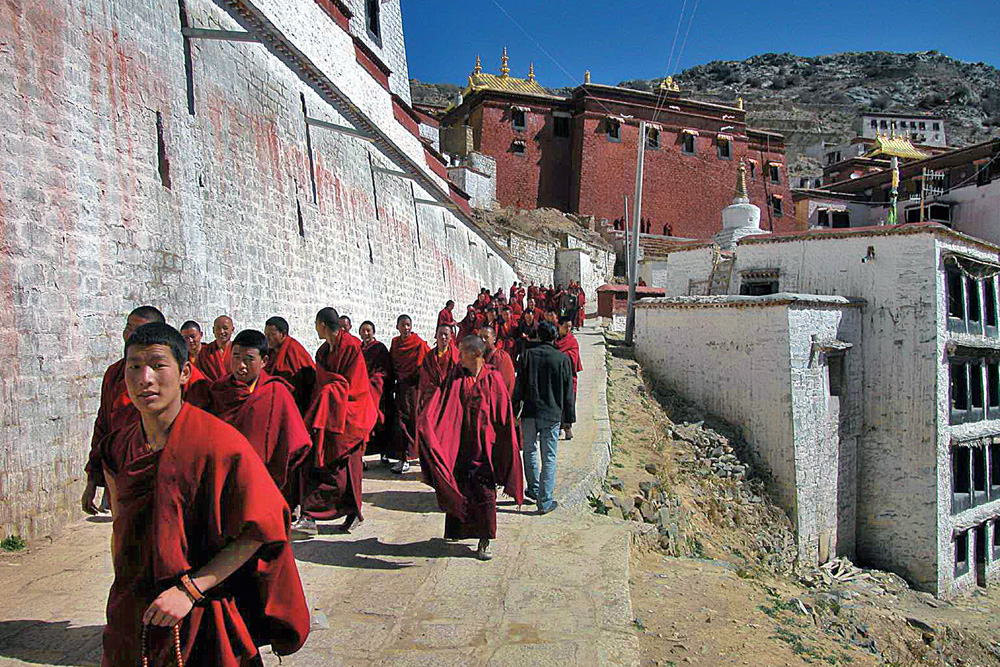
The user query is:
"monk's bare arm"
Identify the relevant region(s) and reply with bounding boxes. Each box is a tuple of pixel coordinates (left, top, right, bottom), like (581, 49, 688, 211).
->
(142, 532, 264, 627)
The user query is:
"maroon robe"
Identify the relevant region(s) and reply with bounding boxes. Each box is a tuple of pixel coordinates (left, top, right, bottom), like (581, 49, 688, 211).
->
(95, 403, 309, 667)
(417, 343, 461, 411)
(437, 307, 457, 330)
(485, 347, 516, 396)
(209, 371, 312, 502)
(89, 359, 138, 480)
(390, 333, 430, 461)
(196, 340, 232, 383)
(266, 335, 317, 415)
(362, 337, 394, 458)
(301, 332, 377, 520)
(574, 289, 587, 328)
(418, 365, 524, 539)
(555, 332, 584, 395)
(184, 362, 214, 411)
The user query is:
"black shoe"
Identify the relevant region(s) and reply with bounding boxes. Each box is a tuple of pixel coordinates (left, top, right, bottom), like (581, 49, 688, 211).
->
(538, 501, 559, 515)
(339, 513, 363, 533)
(524, 490, 537, 503)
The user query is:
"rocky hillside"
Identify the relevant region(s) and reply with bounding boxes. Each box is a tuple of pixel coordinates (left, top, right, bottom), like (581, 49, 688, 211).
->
(411, 51, 1000, 179)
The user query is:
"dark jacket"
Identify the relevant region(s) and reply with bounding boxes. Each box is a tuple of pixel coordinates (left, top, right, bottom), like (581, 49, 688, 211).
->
(512, 341, 576, 425)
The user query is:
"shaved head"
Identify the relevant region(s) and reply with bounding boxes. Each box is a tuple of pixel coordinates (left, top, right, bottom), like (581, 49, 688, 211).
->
(212, 315, 234, 346)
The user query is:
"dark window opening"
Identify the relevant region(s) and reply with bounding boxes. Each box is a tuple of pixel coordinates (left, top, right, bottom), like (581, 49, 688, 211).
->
(607, 119, 621, 142)
(990, 443, 1000, 491)
(646, 127, 660, 150)
(553, 115, 570, 138)
(769, 164, 781, 184)
(967, 278, 982, 323)
(934, 122, 941, 131)
(739, 280, 779, 296)
(817, 210, 829, 227)
(948, 269, 965, 320)
(955, 531, 969, 576)
(748, 162, 756, 179)
(512, 141, 526, 155)
(828, 353, 845, 398)
(928, 203, 952, 224)
(682, 133, 696, 154)
(955, 447, 972, 495)
(951, 362, 969, 413)
(831, 211, 850, 228)
(994, 520, 1000, 551)
(870, 119, 877, 129)
(770, 196, 783, 217)
(718, 139, 731, 159)
(365, 0, 381, 41)
(512, 108, 526, 130)
(155, 111, 172, 189)
(975, 525, 987, 584)
(296, 199, 305, 237)
(986, 279, 998, 327)
(987, 363, 999, 409)
(973, 446, 987, 493)
(971, 363, 985, 411)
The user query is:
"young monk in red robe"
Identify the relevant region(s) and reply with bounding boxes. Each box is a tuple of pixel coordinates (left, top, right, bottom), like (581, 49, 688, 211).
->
(359, 320, 394, 466)
(339, 315, 362, 346)
(457, 305, 479, 341)
(556, 316, 584, 441)
(574, 286, 587, 329)
(293, 308, 377, 535)
(478, 325, 516, 395)
(209, 329, 312, 506)
(178, 320, 213, 410)
(84, 322, 309, 666)
(195, 315, 234, 382)
(82, 305, 166, 515)
(180, 320, 203, 364)
(264, 316, 317, 415)
(418, 335, 524, 561)
(417, 323, 460, 413)
(437, 300, 457, 330)
(389, 314, 430, 474)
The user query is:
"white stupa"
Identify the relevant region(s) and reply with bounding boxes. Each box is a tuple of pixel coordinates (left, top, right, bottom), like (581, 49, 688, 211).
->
(713, 160, 769, 250)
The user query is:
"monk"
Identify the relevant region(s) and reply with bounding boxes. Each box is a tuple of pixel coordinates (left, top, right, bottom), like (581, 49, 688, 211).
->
(515, 308, 540, 363)
(417, 336, 524, 561)
(479, 325, 515, 395)
(360, 320, 394, 466)
(457, 305, 479, 340)
(179, 321, 203, 363)
(209, 329, 312, 504)
(84, 322, 309, 666)
(82, 305, 165, 515)
(574, 284, 587, 329)
(265, 316, 317, 415)
(556, 316, 584, 441)
(196, 315, 234, 382)
(418, 323, 461, 411)
(389, 314, 430, 474)
(437, 300, 457, 330)
(293, 307, 377, 535)
(340, 315, 360, 344)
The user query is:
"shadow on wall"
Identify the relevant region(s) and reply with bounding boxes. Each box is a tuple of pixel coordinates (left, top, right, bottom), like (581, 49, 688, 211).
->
(0, 619, 103, 665)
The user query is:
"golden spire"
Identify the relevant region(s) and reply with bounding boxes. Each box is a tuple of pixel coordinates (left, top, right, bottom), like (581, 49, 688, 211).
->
(735, 160, 749, 202)
(737, 97, 744, 110)
(500, 47, 510, 78)
(527, 62, 536, 83)
(473, 54, 482, 76)
(584, 70, 591, 84)
(659, 76, 680, 92)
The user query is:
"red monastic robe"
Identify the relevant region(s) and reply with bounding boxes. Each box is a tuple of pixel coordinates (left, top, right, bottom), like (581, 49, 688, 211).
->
(555, 332, 584, 395)
(96, 403, 309, 667)
(301, 333, 377, 520)
(195, 340, 232, 383)
(437, 307, 457, 330)
(485, 347, 516, 396)
(266, 335, 317, 415)
(184, 362, 213, 410)
(361, 337, 394, 458)
(574, 289, 587, 328)
(417, 343, 461, 411)
(390, 333, 430, 460)
(90, 359, 138, 464)
(209, 371, 312, 496)
(418, 366, 524, 539)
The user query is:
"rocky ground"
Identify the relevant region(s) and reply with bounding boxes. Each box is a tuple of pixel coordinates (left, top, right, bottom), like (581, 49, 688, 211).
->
(472, 206, 613, 250)
(600, 333, 1000, 667)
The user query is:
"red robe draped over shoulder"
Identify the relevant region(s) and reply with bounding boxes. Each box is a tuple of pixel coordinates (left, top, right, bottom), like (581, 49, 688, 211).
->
(184, 363, 213, 411)
(390, 333, 430, 460)
(437, 307, 456, 329)
(390, 333, 429, 382)
(417, 343, 461, 411)
(266, 335, 317, 415)
(362, 338, 394, 457)
(485, 348, 516, 396)
(196, 340, 233, 383)
(87, 359, 138, 485)
(555, 332, 584, 394)
(98, 403, 309, 667)
(574, 289, 587, 328)
(209, 371, 312, 491)
(417, 366, 523, 531)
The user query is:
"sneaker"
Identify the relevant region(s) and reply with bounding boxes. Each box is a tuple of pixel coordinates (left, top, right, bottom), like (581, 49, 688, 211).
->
(291, 516, 318, 536)
(391, 460, 411, 474)
(476, 538, 493, 561)
(564, 426, 574, 441)
(380, 454, 392, 467)
(524, 490, 537, 503)
(538, 500, 559, 516)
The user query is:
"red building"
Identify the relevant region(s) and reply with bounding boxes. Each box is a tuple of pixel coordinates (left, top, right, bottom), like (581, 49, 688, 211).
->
(439, 52, 795, 240)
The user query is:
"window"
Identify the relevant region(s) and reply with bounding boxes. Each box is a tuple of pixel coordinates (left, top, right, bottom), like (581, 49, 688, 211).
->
(769, 164, 781, 184)
(994, 519, 1000, 555)
(511, 140, 526, 155)
(770, 195, 783, 216)
(365, 0, 381, 42)
(973, 446, 987, 494)
(954, 446, 972, 514)
(955, 531, 969, 576)
(991, 442, 1000, 497)
(975, 524, 987, 585)
(870, 119, 877, 129)
(646, 127, 660, 150)
(553, 115, 570, 138)
(986, 279, 998, 329)
(951, 361, 970, 418)
(880, 120, 887, 128)
(920, 122, 926, 131)
(987, 363, 999, 410)
(512, 108, 526, 131)
(828, 353, 845, 398)
(717, 137, 731, 159)
(748, 161, 756, 179)
(947, 268, 965, 321)
(606, 118, 621, 142)
(970, 362, 985, 413)
(682, 133, 696, 154)
(739, 269, 779, 296)
(934, 122, 941, 131)
(831, 211, 850, 228)
(968, 277, 982, 326)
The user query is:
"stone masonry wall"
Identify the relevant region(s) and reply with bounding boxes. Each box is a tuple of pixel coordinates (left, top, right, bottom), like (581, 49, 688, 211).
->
(0, 0, 515, 539)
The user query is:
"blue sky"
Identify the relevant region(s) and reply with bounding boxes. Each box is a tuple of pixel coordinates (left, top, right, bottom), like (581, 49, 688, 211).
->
(401, 0, 1000, 88)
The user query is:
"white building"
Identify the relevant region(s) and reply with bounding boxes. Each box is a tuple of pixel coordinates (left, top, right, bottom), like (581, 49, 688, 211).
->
(859, 112, 947, 147)
(635, 224, 1000, 597)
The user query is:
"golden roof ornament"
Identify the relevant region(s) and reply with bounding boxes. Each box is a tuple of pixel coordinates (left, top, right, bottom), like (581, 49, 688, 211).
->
(527, 62, 536, 83)
(737, 97, 744, 110)
(659, 76, 680, 92)
(584, 70, 591, 84)
(500, 47, 510, 78)
(734, 160, 749, 202)
(473, 54, 482, 76)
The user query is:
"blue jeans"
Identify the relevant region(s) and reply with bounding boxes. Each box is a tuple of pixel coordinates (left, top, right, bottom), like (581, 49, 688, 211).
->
(521, 417, 561, 511)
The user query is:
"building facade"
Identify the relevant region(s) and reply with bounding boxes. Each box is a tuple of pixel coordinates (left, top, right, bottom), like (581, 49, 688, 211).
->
(859, 112, 948, 147)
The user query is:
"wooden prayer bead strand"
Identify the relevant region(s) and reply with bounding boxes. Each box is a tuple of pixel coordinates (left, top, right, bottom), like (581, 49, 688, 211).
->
(141, 623, 184, 667)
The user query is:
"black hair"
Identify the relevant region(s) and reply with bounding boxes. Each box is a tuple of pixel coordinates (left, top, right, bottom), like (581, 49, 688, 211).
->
(129, 305, 165, 324)
(360, 320, 376, 333)
(125, 323, 189, 369)
(180, 320, 201, 333)
(316, 307, 341, 332)
(558, 315, 574, 325)
(538, 321, 558, 343)
(265, 316, 289, 335)
(339, 314, 352, 325)
(397, 314, 412, 325)
(446, 300, 455, 308)
(459, 335, 486, 356)
(478, 325, 495, 337)
(232, 329, 270, 359)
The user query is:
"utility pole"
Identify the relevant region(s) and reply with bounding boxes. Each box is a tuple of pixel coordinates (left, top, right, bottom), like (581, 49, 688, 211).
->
(625, 121, 647, 346)
(622, 195, 629, 282)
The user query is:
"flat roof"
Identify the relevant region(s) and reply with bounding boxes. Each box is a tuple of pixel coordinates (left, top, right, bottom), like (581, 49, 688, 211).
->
(861, 112, 945, 120)
(636, 293, 864, 309)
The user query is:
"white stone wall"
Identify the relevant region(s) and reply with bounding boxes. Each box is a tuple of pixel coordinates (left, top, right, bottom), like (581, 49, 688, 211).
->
(448, 166, 495, 211)
(935, 181, 1000, 249)
(344, 0, 411, 104)
(0, 0, 515, 538)
(419, 122, 440, 153)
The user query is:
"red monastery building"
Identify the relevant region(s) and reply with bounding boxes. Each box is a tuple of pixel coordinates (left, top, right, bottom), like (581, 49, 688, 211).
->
(437, 50, 796, 240)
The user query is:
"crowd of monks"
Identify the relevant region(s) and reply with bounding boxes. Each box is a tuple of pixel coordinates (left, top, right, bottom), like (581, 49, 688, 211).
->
(80, 280, 586, 665)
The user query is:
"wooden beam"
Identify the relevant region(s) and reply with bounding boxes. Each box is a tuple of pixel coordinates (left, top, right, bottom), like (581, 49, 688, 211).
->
(181, 27, 259, 43)
(305, 117, 375, 142)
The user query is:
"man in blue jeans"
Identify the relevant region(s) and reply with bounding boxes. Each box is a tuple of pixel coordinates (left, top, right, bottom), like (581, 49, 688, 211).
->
(512, 321, 576, 514)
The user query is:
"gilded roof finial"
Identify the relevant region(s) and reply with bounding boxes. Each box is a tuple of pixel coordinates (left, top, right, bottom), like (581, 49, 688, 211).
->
(584, 70, 591, 84)
(527, 62, 536, 83)
(473, 54, 482, 76)
(737, 97, 744, 110)
(735, 160, 749, 202)
(659, 76, 680, 92)
(500, 46, 510, 78)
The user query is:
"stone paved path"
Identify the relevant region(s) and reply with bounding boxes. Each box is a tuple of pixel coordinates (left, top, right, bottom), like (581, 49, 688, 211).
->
(0, 328, 638, 666)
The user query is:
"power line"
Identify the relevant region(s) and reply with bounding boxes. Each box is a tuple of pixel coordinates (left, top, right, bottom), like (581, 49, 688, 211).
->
(672, 0, 702, 76)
